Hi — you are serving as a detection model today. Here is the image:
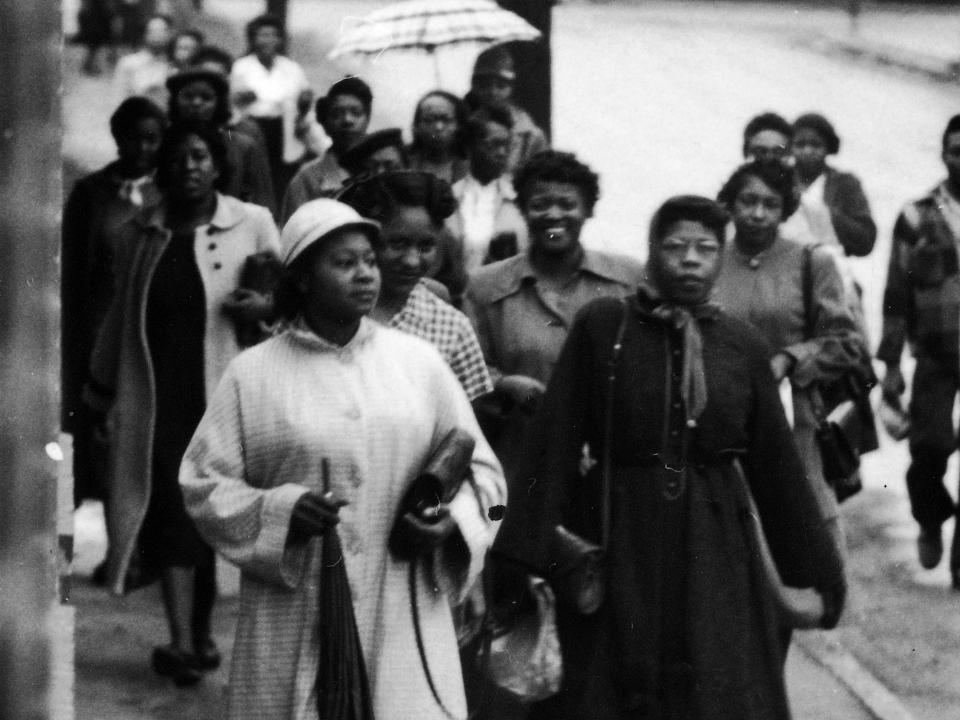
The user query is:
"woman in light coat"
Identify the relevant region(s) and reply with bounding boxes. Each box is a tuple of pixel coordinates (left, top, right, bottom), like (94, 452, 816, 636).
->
(86, 121, 280, 685)
(179, 199, 505, 720)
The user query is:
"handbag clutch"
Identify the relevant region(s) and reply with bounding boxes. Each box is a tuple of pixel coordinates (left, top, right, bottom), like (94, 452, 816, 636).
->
(816, 399, 863, 502)
(388, 428, 475, 560)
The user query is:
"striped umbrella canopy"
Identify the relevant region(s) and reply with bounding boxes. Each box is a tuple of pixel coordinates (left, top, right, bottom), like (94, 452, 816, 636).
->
(328, 0, 541, 59)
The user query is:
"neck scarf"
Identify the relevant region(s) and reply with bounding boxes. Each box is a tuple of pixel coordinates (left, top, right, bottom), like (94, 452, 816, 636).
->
(637, 280, 719, 427)
(118, 174, 152, 207)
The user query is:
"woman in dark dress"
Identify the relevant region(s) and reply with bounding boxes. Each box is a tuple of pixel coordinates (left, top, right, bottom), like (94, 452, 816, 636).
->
(492, 196, 846, 720)
(85, 121, 280, 686)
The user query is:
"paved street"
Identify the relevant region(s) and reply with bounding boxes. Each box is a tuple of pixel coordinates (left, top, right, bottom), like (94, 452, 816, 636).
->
(64, 1, 960, 718)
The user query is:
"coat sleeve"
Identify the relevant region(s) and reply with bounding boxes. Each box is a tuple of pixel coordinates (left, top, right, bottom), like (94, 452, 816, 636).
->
(876, 210, 916, 366)
(783, 245, 863, 388)
(179, 364, 313, 589)
(424, 355, 506, 603)
(84, 225, 140, 412)
(491, 303, 597, 575)
(827, 172, 877, 257)
(238, 133, 277, 217)
(742, 339, 845, 591)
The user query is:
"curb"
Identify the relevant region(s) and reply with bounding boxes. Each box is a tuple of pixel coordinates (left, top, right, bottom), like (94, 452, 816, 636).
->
(799, 33, 960, 85)
(794, 631, 914, 720)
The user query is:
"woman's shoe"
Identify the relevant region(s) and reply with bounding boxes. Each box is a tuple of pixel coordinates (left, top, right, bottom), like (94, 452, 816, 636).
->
(151, 645, 202, 687)
(193, 638, 221, 671)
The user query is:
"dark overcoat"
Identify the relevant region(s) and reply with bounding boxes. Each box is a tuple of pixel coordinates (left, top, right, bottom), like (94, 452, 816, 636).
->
(493, 293, 845, 720)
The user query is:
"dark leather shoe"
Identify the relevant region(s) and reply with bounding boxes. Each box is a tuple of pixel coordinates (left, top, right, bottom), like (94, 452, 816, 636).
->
(918, 524, 943, 570)
(152, 645, 202, 687)
(951, 568, 960, 591)
(193, 638, 221, 671)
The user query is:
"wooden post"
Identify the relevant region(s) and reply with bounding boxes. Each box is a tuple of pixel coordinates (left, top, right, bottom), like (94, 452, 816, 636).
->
(0, 3, 61, 719)
(498, 0, 553, 141)
(266, 0, 290, 29)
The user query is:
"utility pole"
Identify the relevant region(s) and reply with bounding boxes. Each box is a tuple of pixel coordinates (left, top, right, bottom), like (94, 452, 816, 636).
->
(498, 0, 553, 141)
(266, 0, 290, 29)
(0, 3, 61, 720)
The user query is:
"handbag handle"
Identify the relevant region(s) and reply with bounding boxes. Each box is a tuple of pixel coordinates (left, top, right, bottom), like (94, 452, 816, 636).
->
(600, 299, 630, 551)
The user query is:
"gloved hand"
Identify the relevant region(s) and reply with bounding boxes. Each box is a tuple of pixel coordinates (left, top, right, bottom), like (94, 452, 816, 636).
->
(496, 375, 546, 415)
(390, 504, 456, 559)
(817, 577, 847, 630)
(288, 491, 348, 544)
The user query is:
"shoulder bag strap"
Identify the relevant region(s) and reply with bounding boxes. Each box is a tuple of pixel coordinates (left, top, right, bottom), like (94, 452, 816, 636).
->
(601, 298, 630, 552)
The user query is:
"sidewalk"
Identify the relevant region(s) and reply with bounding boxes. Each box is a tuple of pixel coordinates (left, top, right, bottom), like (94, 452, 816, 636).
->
(72, 501, 886, 720)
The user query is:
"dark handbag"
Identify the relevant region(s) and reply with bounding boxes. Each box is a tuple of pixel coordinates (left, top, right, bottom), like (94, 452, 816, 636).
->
(389, 428, 476, 560)
(802, 245, 878, 503)
(235, 251, 283, 347)
(815, 397, 864, 502)
(547, 299, 629, 615)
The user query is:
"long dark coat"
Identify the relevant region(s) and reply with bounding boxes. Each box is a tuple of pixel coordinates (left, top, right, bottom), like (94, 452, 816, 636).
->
(493, 294, 845, 720)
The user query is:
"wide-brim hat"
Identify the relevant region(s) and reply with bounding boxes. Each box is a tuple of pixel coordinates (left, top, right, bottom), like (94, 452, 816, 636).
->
(280, 198, 380, 267)
(166, 67, 229, 96)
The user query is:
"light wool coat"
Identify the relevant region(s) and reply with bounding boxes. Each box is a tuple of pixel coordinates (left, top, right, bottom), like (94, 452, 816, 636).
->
(180, 319, 506, 720)
(86, 194, 281, 595)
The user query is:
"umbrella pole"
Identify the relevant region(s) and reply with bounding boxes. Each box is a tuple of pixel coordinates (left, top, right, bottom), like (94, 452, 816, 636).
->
(431, 47, 441, 88)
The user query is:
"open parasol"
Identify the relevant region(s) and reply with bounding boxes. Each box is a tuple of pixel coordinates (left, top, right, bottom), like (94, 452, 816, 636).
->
(317, 459, 374, 720)
(328, 0, 542, 84)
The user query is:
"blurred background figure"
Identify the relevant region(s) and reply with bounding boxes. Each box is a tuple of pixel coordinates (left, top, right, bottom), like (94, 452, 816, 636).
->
(467, 44, 548, 174)
(230, 13, 313, 209)
(167, 67, 276, 214)
(167, 28, 204, 73)
(407, 90, 470, 186)
(83, 121, 280, 687)
(62, 96, 165, 542)
(77, 0, 118, 75)
(114, 12, 174, 106)
(281, 76, 373, 222)
(339, 128, 408, 180)
(189, 44, 269, 152)
(447, 105, 527, 275)
(742, 111, 793, 166)
(786, 112, 876, 258)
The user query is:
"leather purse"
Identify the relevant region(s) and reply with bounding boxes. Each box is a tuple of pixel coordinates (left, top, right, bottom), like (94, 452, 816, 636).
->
(235, 251, 283, 347)
(547, 299, 629, 616)
(388, 428, 476, 560)
(816, 398, 864, 503)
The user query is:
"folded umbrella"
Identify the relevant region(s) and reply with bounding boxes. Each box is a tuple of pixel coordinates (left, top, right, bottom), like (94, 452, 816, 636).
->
(318, 458, 375, 720)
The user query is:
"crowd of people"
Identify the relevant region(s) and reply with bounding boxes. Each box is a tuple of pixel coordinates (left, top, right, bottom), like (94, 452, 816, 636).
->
(63, 8, 960, 720)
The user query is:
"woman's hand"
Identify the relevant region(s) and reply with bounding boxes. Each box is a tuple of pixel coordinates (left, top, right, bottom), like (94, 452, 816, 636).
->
(288, 491, 348, 543)
(496, 375, 547, 415)
(817, 577, 847, 630)
(770, 352, 795, 382)
(222, 288, 274, 323)
(391, 505, 457, 558)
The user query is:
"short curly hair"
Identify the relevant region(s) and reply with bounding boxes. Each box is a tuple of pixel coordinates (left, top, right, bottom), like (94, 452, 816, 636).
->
(337, 170, 457, 230)
(717, 160, 801, 220)
(793, 113, 840, 155)
(110, 96, 166, 142)
(742, 112, 793, 158)
(513, 150, 600, 214)
(155, 120, 233, 192)
(245, 14, 286, 55)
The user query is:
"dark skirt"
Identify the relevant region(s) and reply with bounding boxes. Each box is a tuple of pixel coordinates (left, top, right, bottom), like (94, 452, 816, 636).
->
(140, 230, 210, 568)
(253, 116, 298, 208)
